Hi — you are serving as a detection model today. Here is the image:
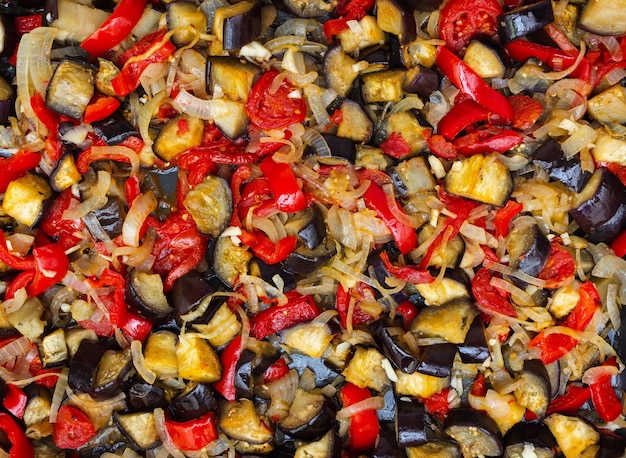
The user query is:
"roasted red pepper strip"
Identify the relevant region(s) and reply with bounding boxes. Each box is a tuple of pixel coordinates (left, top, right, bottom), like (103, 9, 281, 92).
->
(340, 382, 379, 451)
(453, 128, 524, 156)
(0, 150, 41, 193)
(611, 229, 626, 258)
(260, 154, 307, 213)
(28, 243, 69, 297)
(53, 405, 96, 449)
(6, 271, 36, 300)
(362, 181, 417, 255)
(250, 291, 319, 340)
(504, 39, 578, 70)
(3, 384, 27, 418)
(436, 46, 513, 124)
(538, 244, 576, 289)
(242, 231, 297, 265)
(493, 200, 524, 238)
(263, 357, 289, 383)
(510, 94, 543, 130)
(15, 14, 42, 34)
(80, 0, 148, 57)
(76, 146, 137, 174)
(380, 251, 434, 284)
(336, 282, 377, 329)
(529, 331, 578, 364)
(563, 281, 601, 331)
(426, 133, 458, 159)
(546, 385, 591, 416)
(83, 96, 121, 124)
(0, 412, 34, 457)
(396, 301, 419, 329)
(437, 100, 491, 140)
(85, 268, 128, 332)
(472, 267, 517, 317)
(323, 0, 374, 40)
(421, 388, 452, 421)
(41, 189, 86, 250)
(214, 336, 242, 401)
(164, 412, 218, 451)
(30, 93, 63, 163)
(589, 370, 622, 422)
(121, 310, 152, 342)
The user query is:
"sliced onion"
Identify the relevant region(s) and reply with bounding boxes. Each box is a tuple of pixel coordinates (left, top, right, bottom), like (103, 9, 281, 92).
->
(582, 364, 619, 385)
(122, 191, 158, 247)
(234, 304, 250, 352)
(49, 369, 69, 423)
(138, 91, 167, 148)
(336, 396, 385, 420)
(62, 170, 111, 221)
(304, 84, 330, 127)
(130, 339, 156, 385)
(302, 128, 331, 157)
(0, 336, 31, 365)
(2, 287, 28, 315)
(153, 408, 186, 458)
(606, 283, 621, 331)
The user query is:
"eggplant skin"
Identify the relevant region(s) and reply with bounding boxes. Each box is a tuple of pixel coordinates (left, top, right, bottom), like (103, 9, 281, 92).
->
(444, 409, 503, 458)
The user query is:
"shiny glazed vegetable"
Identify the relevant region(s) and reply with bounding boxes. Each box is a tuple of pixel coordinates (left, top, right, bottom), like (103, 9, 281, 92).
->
(0, 0, 624, 456)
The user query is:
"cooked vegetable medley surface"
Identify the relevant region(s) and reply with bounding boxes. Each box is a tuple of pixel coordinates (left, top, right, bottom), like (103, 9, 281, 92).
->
(0, 0, 625, 456)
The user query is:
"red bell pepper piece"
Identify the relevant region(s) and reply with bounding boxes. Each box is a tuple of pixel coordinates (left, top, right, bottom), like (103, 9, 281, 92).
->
(0, 232, 35, 271)
(41, 189, 86, 250)
(563, 281, 601, 331)
(28, 243, 69, 296)
(263, 357, 289, 383)
(214, 336, 242, 401)
(421, 388, 452, 421)
(453, 128, 524, 156)
(426, 133, 458, 159)
(611, 229, 626, 258)
(336, 282, 377, 329)
(340, 382, 379, 451)
(112, 29, 176, 97)
(53, 405, 96, 449)
(6, 271, 36, 300)
(546, 385, 591, 416)
(471, 267, 517, 317)
(529, 331, 578, 364)
(538, 243, 576, 289)
(362, 181, 417, 255)
(30, 93, 63, 163)
(0, 412, 34, 457)
(83, 96, 121, 124)
(3, 384, 27, 418)
(28, 353, 60, 389)
(380, 132, 412, 159)
(510, 94, 543, 131)
(0, 150, 41, 193)
(76, 146, 138, 174)
(80, 0, 148, 57)
(15, 14, 42, 34)
(323, 0, 374, 40)
(493, 200, 524, 238)
(125, 175, 141, 207)
(436, 46, 513, 124)
(121, 310, 152, 342)
(471, 373, 487, 397)
(396, 301, 418, 329)
(504, 39, 578, 71)
(380, 251, 434, 284)
(164, 412, 218, 451)
(250, 291, 319, 340)
(588, 368, 622, 422)
(437, 100, 491, 140)
(260, 155, 307, 213)
(241, 231, 297, 265)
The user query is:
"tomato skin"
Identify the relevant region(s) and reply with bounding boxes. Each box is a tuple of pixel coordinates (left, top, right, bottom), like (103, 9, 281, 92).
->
(245, 70, 307, 129)
(438, 0, 503, 53)
(471, 267, 517, 317)
(53, 405, 96, 449)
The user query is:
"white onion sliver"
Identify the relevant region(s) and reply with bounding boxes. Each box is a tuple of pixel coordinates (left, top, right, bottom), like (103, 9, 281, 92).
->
(122, 191, 158, 247)
(153, 408, 186, 458)
(131, 339, 157, 384)
(336, 396, 385, 420)
(0, 336, 31, 365)
(62, 170, 111, 220)
(49, 369, 69, 423)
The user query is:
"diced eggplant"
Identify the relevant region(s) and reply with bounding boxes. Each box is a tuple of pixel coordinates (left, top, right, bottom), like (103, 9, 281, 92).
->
(463, 38, 507, 79)
(505, 216, 550, 283)
(376, 0, 416, 43)
(278, 389, 335, 441)
(192, 302, 242, 347)
(385, 110, 428, 154)
(410, 300, 479, 344)
(68, 340, 107, 393)
(294, 430, 339, 458)
(587, 199, 626, 243)
(378, 387, 398, 424)
(587, 85, 626, 125)
(168, 382, 217, 421)
(342, 346, 390, 392)
(503, 422, 557, 458)
(50, 154, 82, 192)
(166, 1, 208, 47)
(249, 258, 296, 293)
(93, 347, 134, 398)
(40, 328, 68, 367)
(45, 58, 95, 119)
(176, 333, 221, 383)
(592, 132, 626, 166)
(406, 441, 461, 458)
(206, 56, 260, 103)
(544, 413, 600, 458)
(213, 0, 261, 50)
(395, 399, 428, 447)
(2, 173, 52, 228)
(154, 114, 205, 162)
(458, 316, 489, 364)
(417, 343, 457, 378)
(497, 0, 554, 45)
(92, 197, 123, 239)
(283, 239, 335, 275)
(287, 353, 342, 387)
(570, 168, 626, 234)
(23, 387, 51, 434)
(0, 76, 13, 125)
(234, 349, 256, 399)
(127, 382, 167, 412)
(337, 15, 385, 54)
(445, 153, 513, 207)
(282, 0, 333, 17)
(76, 423, 131, 457)
(599, 430, 626, 458)
(113, 411, 161, 451)
(45, 0, 109, 43)
(533, 138, 591, 192)
(126, 268, 173, 320)
(334, 98, 374, 143)
(218, 399, 274, 444)
(444, 409, 503, 458)
(6, 297, 45, 341)
(403, 65, 439, 99)
(361, 69, 406, 104)
(513, 359, 551, 418)
(141, 166, 179, 221)
(375, 421, 405, 458)
(372, 321, 418, 374)
(395, 370, 449, 398)
(212, 235, 253, 286)
(323, 45, 359, 97)
(281, 320, 336, 358)
(91, 110, 139, 145)
(183, 175, 232, 238)
(94, 58, 120, 98)
(65, 327, 98, 358)
(414, 272, 470, 306)
(284, 206, 326, 250)
(143, 331, 179, 380)
(579, 0, 626, 36)
(317, 133, 357, 162)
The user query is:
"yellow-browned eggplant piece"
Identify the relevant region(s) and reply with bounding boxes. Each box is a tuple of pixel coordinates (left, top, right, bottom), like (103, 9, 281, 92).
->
(154, 114, 204, 162)
(410, 299, 478, 344)
(206, 56, 260, 102)
(183, 175, 232, 238)
(218, 399, 274, 444)
(445, 153, 513, 206)
(46, 58, 95, 119)
(176, 333, 221, 383)
(2, 173, 52, 228)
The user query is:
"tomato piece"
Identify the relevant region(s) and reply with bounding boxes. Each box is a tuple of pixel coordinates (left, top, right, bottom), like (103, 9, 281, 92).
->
(510, 94, 543, 130)
(421, 388, 452, 421)
(529, 331, 578, 364)
(493, 200, 524, 238)
(245, 70, 307, 129)
(438, 0, 503, 53)
(336, 282, 378, 329)
(563, 281, 601, 331)
(53, 405, 96, 449)
(471, 267, 517, 317)
(380, 131, 412, 159)
(538, 243, 576, 288)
